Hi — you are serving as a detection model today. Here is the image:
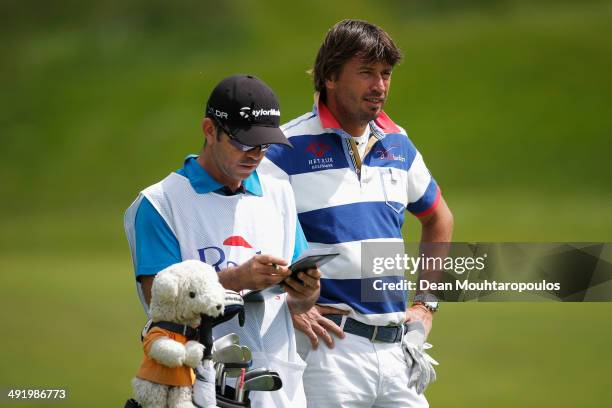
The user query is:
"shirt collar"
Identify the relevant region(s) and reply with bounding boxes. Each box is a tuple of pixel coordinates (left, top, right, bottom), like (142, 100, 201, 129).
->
(181, 155, 263, 196)
(312, 92, 402, 137)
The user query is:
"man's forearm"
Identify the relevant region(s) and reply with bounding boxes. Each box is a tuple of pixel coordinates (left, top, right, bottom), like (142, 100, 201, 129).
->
(217, 267, 243, 292)
(417, 197, 454, 296)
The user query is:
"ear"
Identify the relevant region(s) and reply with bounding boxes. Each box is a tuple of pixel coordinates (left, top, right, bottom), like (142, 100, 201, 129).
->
(325, 77, 336, 92)
(151, 270, 180, 303)
(202, 117, 216, 146)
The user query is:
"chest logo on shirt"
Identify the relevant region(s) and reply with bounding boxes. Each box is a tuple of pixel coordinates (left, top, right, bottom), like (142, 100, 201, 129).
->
(374, 145, 406, 162)
(198, 235, 261, 272)
(306, 142, 334, 170)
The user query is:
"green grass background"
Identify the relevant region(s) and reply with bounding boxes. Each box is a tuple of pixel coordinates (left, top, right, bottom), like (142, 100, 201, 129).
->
(1, 0, 611, 406)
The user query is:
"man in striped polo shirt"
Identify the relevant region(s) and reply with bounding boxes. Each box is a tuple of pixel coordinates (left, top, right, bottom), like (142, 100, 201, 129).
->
(259, 20, 454, 407)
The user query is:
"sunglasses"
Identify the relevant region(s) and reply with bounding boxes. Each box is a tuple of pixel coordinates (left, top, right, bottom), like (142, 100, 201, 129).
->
(213, 119, 271, 153)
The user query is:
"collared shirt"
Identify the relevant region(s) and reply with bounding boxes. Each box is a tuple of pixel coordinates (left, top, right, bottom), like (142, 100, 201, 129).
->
(132, 155, 307, 278)
(259, 95, 440, 326)
(179, 154, 263, 196)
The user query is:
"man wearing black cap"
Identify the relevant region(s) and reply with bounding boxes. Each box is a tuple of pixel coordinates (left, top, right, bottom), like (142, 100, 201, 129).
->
(124, 74, 319, 407)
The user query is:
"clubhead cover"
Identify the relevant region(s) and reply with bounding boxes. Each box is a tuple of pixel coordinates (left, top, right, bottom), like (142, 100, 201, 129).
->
(199, 290, 245, 358)
(214, 290, 246, 327)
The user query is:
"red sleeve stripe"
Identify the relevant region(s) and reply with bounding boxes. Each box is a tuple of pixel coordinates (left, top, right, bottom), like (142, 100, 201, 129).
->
(414, 186, 441, 218)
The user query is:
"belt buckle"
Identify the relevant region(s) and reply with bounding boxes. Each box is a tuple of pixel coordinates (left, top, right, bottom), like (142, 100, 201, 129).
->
(370, 326, 379, 342)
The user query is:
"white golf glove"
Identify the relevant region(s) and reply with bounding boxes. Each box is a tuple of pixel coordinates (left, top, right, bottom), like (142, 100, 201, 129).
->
(192, 359, 218, 408)
(401, 321, 439, 394)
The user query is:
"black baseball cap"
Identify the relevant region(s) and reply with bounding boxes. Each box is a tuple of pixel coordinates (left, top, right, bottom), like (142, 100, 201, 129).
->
(205, 74, 292, 147)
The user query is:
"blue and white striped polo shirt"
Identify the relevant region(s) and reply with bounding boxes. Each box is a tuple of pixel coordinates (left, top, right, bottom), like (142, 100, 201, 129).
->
(259, 97, 440, 326)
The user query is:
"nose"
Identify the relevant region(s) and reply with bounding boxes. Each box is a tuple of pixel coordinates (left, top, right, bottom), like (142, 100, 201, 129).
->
(216, 304, 222, 311)
(372, 74, 386, 93)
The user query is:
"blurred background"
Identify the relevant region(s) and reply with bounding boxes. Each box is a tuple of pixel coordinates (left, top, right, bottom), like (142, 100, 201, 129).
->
(1, 0, 611, 406)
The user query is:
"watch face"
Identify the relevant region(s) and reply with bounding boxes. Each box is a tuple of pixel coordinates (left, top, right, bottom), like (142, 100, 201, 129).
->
(414, 293, 439, 303)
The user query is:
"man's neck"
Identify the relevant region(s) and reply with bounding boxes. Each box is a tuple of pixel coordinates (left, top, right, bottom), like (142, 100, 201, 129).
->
(324, 96, 368, 137)
(197, 154, 242, 191)
(343, 122, 369, 138)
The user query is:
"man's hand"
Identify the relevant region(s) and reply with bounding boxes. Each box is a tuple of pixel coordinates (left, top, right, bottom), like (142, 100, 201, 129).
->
(285, 268, 321, 314)
(218, 254, 290, 292)
(405, 304, 433, 338)
(291, 305, 348, 349)
(284, 268, 320, 299)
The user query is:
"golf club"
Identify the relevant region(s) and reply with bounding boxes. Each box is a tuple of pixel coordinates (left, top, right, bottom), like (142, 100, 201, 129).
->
(213, 333, 240, 353)
(236, 372, 282, 402)
(213, 344, 252, 396)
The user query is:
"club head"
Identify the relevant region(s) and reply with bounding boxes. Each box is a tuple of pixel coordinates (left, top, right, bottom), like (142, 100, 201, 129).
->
(245, 373, 282, 391)
(237, 372, 283, 402)
(211, 290, 245, 327)
(213, 333, 240, 353)
(243, 367, 272, 382)
(238, 372, 283, 402)
(213, 344, 249, 364)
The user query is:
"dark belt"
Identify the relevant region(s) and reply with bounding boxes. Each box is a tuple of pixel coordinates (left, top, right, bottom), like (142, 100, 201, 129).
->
(327, 315, 405, 343)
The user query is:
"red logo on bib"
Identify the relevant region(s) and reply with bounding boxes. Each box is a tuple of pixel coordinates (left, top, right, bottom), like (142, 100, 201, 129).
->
(199, 235, 260, 271)
(223, 236, 253, 248)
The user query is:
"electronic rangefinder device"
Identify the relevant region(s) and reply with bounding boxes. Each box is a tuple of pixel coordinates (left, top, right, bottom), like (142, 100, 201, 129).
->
(287, 250, 339, 283)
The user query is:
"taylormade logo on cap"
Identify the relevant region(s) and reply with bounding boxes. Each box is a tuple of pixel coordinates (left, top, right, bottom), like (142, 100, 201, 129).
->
(204, 74, 292, 147)
(240, 106, 281, 119)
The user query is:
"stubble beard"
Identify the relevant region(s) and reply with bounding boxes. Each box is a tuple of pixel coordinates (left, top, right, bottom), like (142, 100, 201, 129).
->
(334, 93, 383, 130)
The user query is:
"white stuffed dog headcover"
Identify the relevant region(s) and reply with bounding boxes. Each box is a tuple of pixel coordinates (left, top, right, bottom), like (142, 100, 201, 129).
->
(132, 260, 226, 408)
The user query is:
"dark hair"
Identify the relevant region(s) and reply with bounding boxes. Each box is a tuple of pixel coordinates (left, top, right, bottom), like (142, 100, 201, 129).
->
(313, 19, 402, 100)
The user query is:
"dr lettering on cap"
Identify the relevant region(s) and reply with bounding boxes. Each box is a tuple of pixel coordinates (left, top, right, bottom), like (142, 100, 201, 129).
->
(205, 74, 292, 148)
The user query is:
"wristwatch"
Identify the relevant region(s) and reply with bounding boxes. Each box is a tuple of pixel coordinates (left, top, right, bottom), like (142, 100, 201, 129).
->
(412, 293, 439, 313)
